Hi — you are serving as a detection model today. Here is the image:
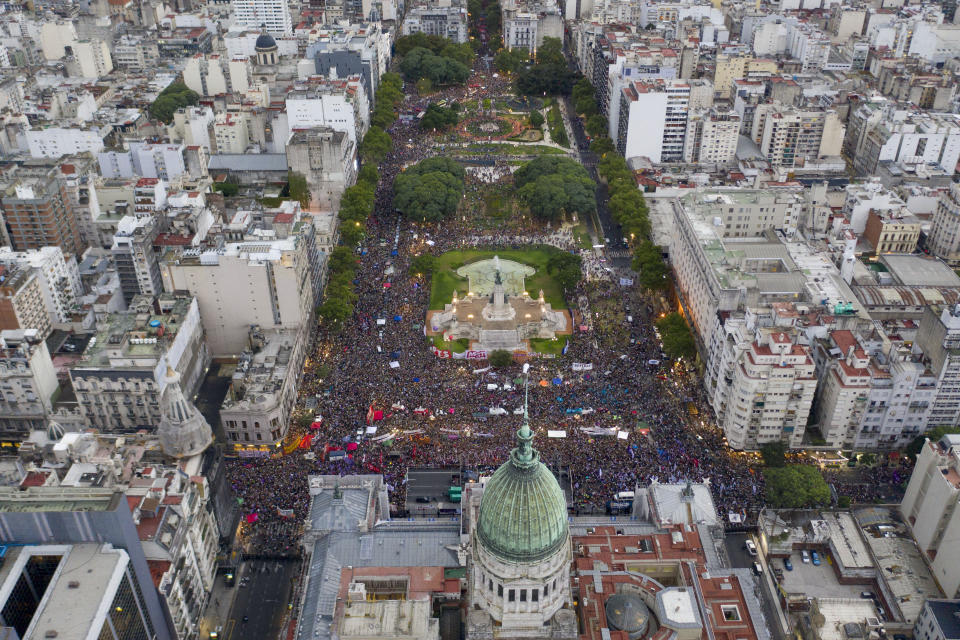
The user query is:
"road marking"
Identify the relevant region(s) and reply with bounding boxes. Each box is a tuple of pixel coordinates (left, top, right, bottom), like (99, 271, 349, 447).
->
(223, 619, 236, 640)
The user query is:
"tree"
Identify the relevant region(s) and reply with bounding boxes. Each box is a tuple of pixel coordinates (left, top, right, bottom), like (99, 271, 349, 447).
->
(760, 441, 787, 468)
(393, 157, 465, 223)
(514, 156, 596, 221)
(318, 297, 353, 329)
(416, 77, 434, 95)
(572, 77, 595, 103)
(586, 114, 608, 138)
(546, 250, 583, 293)
(536, 37, 564, 66)
(420, 103, 458, 131)
(149, 82, 199, 124)
(395, 33, 449, 56)
(590, 137, 616, 154)
(360, 126, 393, 163)
(632, 241, 669, 290)
(399, 47, 470, 86)
(515, 64, 576, 96)
(494, 47, 528, 73)
(763, 466, 831, 509)
(410, 253, 436, 276)
(529, 110, 544, 128)
(357, 163, 379, 187)
(489, 350, 514, 368)
(212, 182, 238, 197)
(287, 171, 310, 208)
(655, 313, 696, 360)
(575, 95, 598, 116)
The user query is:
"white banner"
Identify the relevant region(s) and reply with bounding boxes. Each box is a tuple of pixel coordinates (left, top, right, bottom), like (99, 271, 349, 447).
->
(572, 362, 594, 371)
(620, 277, 634, 286)
(547, 430, 567, 438)
(389, 361, 400, 368)
(617, 431, 629, 440)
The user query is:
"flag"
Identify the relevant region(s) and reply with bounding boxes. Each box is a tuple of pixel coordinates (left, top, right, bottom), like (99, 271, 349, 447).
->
(366, 404, 375, 425)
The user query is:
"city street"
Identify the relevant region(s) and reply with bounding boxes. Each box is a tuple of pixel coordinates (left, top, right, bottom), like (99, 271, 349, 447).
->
(225, 559, 299, 640)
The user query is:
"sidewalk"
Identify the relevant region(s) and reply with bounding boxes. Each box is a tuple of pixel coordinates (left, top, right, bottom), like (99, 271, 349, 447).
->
(199, 564, 243, 639)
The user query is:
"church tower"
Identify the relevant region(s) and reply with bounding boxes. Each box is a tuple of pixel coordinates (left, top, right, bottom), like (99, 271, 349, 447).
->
(157, 366, 213, 459)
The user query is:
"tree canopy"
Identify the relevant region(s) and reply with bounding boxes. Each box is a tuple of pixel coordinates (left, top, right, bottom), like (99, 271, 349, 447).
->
(546, 250, 583, 293)
(515, 64, 576, 96)
(655, 313, 696, 360)
(395, 33, 452, 56)
(399, 47, 471, 86)
(287, 171, 310, 208)
(393, 157, 465, 222)
(493, 47, 528, 73)
(513, 156, 595, 221)
(536, 37, 565, 65)
(359, 126, 392, 163)
(149, 82, 199, 124)
(760, 441, 787, 468)
(420, 103, 459, 131)
(489, 350, 513, 368)
(410, 253, 436, 276)
(318, 246, 360, 331)
(763, 466, 831, 509)
(529, 110, 544, 128)
(590, 137, 616, 154)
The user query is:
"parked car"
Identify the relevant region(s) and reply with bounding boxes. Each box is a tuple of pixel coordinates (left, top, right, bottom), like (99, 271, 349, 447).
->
(752, 562, 763, 576)
(811, 551, 821, 566)
(744, 540, 757, 556)
(784, 557, 793, 571)
(860, 591, 875, 599)
(801, 550, 811, 563)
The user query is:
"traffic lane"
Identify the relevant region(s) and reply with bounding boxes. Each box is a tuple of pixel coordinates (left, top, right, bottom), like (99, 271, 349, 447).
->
(228, 560, 297, 640)
(724, 533, 756, 569)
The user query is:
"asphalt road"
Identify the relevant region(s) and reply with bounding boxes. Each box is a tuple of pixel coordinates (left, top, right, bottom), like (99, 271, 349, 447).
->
(724, 532, 755, 569)
(227, 559, 298, 640)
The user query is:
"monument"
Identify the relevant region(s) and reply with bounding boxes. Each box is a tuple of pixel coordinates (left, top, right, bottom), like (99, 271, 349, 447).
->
(431, 256, 568, 352)
(466, 365, 577, 639)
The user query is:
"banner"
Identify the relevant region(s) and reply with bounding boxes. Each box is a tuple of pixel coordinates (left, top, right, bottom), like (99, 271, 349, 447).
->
(465, 350, 488, 360)
(547, 430, 567, 438)
(619, 277, 634, 286)
(572, 362, 594, 371)
(277, 508, 294, 518)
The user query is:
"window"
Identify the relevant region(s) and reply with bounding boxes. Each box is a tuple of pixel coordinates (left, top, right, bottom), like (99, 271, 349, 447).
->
(508, 589, 515, 602)
(721, 605, 741, 621)
(520, 589, 527, 602)
(488, 579, 493, 592)
(532, 589, 539, 602)
(498, 584, 503, 597)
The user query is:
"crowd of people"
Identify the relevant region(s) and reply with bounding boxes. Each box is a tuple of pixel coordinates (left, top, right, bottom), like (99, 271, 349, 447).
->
(224, 63, 911, 556)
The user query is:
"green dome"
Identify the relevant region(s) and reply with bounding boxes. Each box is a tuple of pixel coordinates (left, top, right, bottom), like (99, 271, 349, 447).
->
(476, 421, 569, 563)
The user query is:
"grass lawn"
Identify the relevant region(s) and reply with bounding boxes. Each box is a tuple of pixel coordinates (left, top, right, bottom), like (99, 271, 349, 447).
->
(428, 247, 569, 310)
(482, 190, 511, 219)
(572, 220, 593, 249)
(452, 143, 566, 156)
(431, 335, 469, 353)
(529, 337, 567, 355)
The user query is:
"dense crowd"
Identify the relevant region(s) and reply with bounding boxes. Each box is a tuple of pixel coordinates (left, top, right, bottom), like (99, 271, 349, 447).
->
(225, 65, 910, 556)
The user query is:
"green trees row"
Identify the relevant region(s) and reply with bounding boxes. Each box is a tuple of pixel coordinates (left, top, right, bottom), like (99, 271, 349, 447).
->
(514, 155, 596, 222)
(393, 157, 465, 222)
(317, 246, 361, 330)
(571, 78, 607, 137)
(493, 47, 528, 73)
(655, 312, 696, 361)
(371, 72, 404, 130)
(149, 82, 199, 124)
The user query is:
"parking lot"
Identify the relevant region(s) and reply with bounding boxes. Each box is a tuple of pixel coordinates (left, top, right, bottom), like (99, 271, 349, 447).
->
(778, 551, 868, 599)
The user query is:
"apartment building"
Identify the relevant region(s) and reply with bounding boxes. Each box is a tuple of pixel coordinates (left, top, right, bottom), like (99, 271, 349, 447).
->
(0, 264, 52, 339)
(72, 39, 113, 78)
(501, 0, 563, 53)
(306, 23, 392, 105)
(0, 329, 59, 438)
(721, 328, 817, 450)
(112, 215, 163, 305)
(863, 208, 922, 254)
(928, 182, 960, 265)
(712, 53, 778, 99)
(69, 294, 209, 432)
(916, 305, 960, 429)
(402, 4, 469, 43)
(0, 246, 82, 326)
(0, 171, 84, 258)
(220, 327, 306, 451)
(99, 142, 187, 181)
(24, 126, 106, 158)
(683, 108, 741, 165)
(285, 127, 357, 211)
(751, 104, 844, 168)
(285, 76, 370, 144)
(900, 434, 960, 599)
(213, 112, 250, 154)
(160, 203, 321, 356)
(230, 0, 292, 34)
(617, 79, 690, 163)
(183, 53, 228, 96)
